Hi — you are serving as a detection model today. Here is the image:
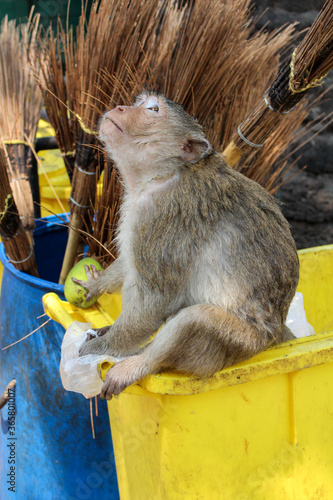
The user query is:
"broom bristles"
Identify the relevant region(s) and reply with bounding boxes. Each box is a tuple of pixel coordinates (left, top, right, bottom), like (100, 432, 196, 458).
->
(90, 0, 324, 265)
(291, 0, 333, 92)
(225, 0, 333, 165)
(84, 0, 320, 267)
(0, 12, 43, 233)
(59, 0, 186, 280)
(34, 22, 76, 181)
(0, 151, 38, 276)
(49, 0, 329, 271)
(86, 158, 121, 266)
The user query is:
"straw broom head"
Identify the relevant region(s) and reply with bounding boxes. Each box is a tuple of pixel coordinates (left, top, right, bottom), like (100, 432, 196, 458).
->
(0, 150, 38, 277)
(143, 0, 311, 192)
(83, 0, 186, 266)
(226, 0, 333, 163)
(85, 0, 301, 267)
(0, 11, 43, 233)
(68, 0, 185, 213)
(86, 158, 121, 267)
(87, 0, 317, 265)
(33, 22, 76, 181)
(59, 0, 185, 281)
(271, 0, 333, 109)
(148, 0, 294, 134)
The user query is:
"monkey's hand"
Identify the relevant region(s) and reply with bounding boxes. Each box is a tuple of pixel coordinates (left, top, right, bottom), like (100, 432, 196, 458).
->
(79, 326, 113, 357)
(72, 264, 102, 301)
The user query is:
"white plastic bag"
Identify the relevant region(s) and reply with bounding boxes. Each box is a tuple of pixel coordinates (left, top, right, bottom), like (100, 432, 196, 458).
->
(286, 292, 315, 338)
(60, 321, 120, 398)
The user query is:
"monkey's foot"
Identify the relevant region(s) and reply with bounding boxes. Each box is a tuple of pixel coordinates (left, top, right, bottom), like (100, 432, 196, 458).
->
(100, 355, 149, 398)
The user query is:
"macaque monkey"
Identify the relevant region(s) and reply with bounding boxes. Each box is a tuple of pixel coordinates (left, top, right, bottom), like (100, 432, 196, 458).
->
(75, 92, 299, 398)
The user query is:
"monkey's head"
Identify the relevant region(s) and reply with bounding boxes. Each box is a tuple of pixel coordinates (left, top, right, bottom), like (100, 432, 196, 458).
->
(100, 92, 212, 189)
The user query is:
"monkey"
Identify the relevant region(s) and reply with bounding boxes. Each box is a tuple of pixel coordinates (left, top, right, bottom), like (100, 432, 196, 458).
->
(74, 91, 299, 399)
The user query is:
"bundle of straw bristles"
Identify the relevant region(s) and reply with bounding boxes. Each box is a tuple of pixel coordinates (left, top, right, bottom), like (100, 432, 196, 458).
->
(0, 0, 332, 283)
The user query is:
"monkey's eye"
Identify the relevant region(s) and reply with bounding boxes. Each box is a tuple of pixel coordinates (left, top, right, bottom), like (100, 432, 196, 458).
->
(148, 106, 159, 113)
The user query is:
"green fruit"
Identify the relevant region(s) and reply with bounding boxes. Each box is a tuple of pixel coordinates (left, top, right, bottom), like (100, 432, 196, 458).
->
(64, 258, 103, 309)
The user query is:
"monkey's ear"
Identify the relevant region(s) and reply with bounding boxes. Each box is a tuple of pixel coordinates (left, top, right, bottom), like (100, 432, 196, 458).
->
(181, 137, 211, 163)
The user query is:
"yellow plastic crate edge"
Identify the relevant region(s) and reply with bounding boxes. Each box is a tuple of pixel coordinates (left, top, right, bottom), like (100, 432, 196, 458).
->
(43, 293, 74, 330)
(298, 242, 333, 256)
(43, 244, 333, 397)
(42, 292, 115, 329)
(98, 330, 333, 396)
(43, 296, 333, 397)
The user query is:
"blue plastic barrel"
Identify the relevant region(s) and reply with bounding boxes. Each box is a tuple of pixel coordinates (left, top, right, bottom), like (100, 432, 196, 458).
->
(0, 215, 119, 500)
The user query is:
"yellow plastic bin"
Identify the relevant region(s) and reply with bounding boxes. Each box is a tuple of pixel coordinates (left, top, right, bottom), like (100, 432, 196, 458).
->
(39, 173, 71, 217)
(43, 245, 333, 500)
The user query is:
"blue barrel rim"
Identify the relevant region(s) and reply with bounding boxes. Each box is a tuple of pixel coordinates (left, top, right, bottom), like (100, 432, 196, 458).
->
(0, 213, 68, 294)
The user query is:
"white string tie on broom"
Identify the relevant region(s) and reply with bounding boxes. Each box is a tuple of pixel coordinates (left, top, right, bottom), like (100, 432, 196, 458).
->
(1, 227, 21, 241)
(69, 196, 91, 209)
(76, 165, 97, 176)
(237, 124, 264, 148)
(69, 165, 97, 208)
(69, 165, 96, 208)
(6, 245, 34, 264)
(264, 90, 295, 115)
(10, 176, 29, 182)
(61, 150, 75, 157)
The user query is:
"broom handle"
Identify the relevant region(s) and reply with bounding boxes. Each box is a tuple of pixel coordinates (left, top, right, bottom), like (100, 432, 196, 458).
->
(58, 212, 82, 284)
(222, 141, 243, 167)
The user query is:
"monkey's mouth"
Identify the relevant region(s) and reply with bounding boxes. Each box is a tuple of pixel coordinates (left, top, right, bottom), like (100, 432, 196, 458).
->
(105, 116, 123, 133)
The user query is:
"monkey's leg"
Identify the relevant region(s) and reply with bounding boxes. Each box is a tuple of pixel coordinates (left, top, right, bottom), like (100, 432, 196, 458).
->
(100, 304, 274, 398)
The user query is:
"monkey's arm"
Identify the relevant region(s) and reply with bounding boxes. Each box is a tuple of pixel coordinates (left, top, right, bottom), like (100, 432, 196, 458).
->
(79, 309, 161, 357)
(73, 257, 125, 301)
(79, 282, 166, 357)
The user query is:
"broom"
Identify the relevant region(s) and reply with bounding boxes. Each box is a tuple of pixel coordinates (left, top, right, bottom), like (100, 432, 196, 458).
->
(86, 157, 121, 267)
(141, 0, 317, 193)
(223, 0, 333, 166)
(148, 0, 329, 193)
(152, 0, 295, 135)
(0, 150, 38, 277)
(0, 12, 43, 235)
(234, 91, 333, 194)
(144, 0, 313, 191)
(83, 0, 185, 267)
(86, 0, 318, 265)
(58, 0, 185, 283)
(34, 21, 76, 182)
